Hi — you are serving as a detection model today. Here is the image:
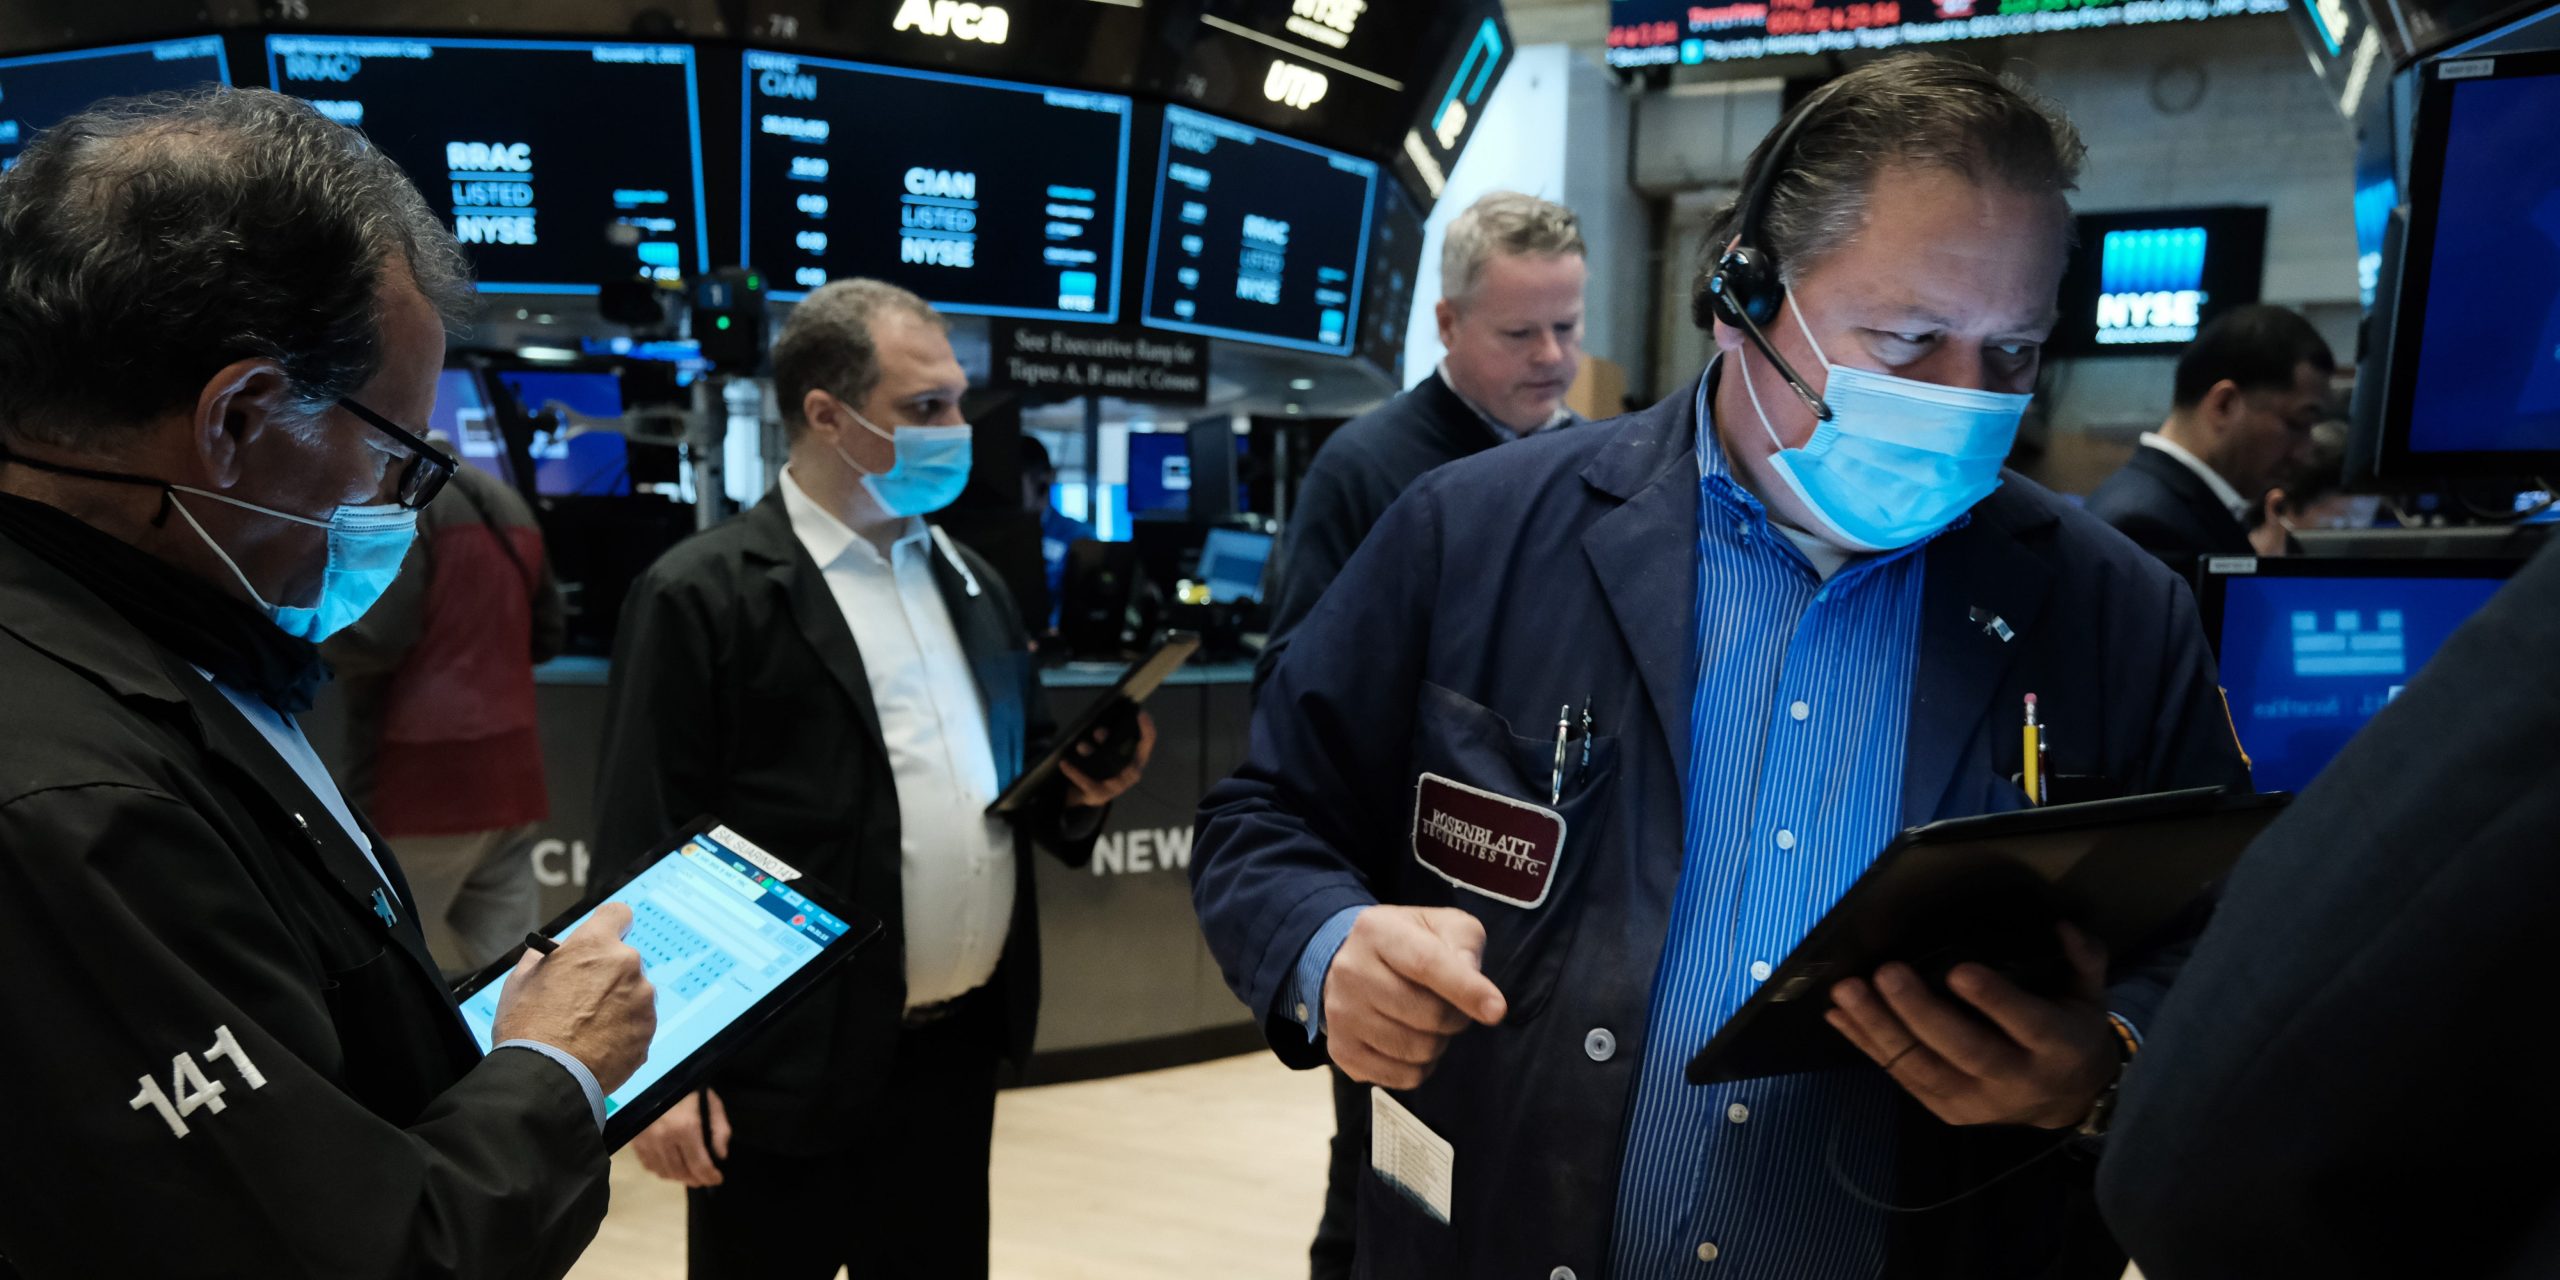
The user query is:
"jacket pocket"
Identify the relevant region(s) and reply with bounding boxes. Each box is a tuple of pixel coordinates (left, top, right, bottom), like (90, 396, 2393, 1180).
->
(1405, 681, 1617, 1024)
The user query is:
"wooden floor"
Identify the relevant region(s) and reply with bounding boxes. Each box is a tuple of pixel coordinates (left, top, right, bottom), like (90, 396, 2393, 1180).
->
(565, 1052, 1336, 1280)
(565, 1052, 2145, 1280)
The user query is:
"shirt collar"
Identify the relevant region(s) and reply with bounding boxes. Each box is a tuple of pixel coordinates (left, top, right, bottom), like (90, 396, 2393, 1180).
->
(2139, 432, 2252, 522)
(1437, 360, 1572, 443)
(780, 466, 925, 569)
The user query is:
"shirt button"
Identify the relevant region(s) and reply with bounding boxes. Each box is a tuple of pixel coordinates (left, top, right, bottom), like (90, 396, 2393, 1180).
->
(1583, 1028, 1616, 1062)
(1697, 1241, 1722, 1263)
(1775, 829, 1797, 851)
(1551, 1269, 1578, 1280)
(1726, 1102, 1751, 1125)
(1790, 700, 1810, 722)
(1749, 960, 1773, 982)
(1294, 1002, 1311, 1023)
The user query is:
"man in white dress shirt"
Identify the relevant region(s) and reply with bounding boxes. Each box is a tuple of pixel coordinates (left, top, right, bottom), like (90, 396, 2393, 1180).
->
(595, 279, 1151, 1280)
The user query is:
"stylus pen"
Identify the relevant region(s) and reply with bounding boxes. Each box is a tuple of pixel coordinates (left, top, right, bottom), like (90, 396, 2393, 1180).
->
(524, 930, 561, 957)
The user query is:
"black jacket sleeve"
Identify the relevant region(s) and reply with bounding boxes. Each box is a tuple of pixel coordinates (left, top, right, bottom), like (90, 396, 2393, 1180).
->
(0, 784, 606, 1280)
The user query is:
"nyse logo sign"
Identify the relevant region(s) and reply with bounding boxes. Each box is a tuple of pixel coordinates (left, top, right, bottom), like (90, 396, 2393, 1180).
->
(1266, 59, 1329, 110)
(895, 0, 1010, 44)
(2095, 226, 2209, 346)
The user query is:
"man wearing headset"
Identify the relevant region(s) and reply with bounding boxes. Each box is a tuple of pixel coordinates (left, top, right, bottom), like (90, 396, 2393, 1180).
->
(1191, 54, 2247, 1279)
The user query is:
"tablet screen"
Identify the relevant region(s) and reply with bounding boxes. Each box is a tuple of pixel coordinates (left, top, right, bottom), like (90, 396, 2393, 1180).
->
(458, 824, 858, 1123)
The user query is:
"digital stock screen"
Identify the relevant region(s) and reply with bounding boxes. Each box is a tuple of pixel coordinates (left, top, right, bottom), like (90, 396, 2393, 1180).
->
(1142, 105, 1376, 356)
(267, 36, 709, 295)
(2212, 569, 2508, 793)
(742, 50, 1131, 318)
(2048, 206, 2266, 357)
(0, 36, 229, 170)
(1605, 0, 2287, 66)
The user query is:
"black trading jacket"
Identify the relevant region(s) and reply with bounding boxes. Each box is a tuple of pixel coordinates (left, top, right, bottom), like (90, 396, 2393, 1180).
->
(0, 516, 606, 1280)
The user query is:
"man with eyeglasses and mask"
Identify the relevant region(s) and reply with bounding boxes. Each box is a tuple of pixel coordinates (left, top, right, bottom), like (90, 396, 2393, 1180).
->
(1193, 54, 2249, 1279)
(0, 90, 656, 1278)
(595, 278, 1152, 1280)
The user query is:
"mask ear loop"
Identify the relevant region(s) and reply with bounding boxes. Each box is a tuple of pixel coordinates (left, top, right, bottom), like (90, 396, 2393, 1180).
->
(162, 489, 280, 615)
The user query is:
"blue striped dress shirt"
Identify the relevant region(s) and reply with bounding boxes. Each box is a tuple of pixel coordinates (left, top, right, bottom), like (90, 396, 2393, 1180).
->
(1607, 378, 1938, 1279)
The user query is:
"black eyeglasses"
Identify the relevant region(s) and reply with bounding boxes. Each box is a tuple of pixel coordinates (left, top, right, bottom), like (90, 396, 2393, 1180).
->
(337, 396, 457, 510)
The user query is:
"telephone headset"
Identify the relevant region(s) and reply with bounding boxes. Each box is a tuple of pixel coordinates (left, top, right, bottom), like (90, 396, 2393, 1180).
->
(1696, 76, 1854, 423)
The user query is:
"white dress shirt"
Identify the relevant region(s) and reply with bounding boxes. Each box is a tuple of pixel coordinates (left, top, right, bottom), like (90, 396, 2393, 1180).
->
(781, 469, 1017, 1010)
(2138, 432, 2252, 522)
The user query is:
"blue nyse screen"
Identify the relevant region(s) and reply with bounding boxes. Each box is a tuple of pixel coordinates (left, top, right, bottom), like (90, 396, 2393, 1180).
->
(0, 37, 229, 170)
(2095, 226, 2208, 346)
(1142, 106, 1377, 357)
(268, 36, 709, 294)
(2403, 70, 2560, 456)
(2051, 206, 2264, 357)
(2215, 573, 2504, 793)
(742, 51, 1131, 318)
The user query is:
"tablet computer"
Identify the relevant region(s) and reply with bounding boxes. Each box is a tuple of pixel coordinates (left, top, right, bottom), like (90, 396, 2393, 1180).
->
(987, 630, 1200, 817)
(1685, 786, 2287, 1087)
(453, 818, 880, 1148)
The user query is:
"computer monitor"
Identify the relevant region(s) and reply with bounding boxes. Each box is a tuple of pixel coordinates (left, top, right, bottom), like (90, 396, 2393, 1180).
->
(1140, 106, 1378, 357)
(2377, 49, 2560, 480)
(430, 366, 512, 484)
(489, 368, 632, 497)
(0, 36, 228, 170)
(2197, 556, 2517, 793)
(266, 36, 709, 294)
(1126, 432, 1191, 516)
(742, 51, 1132, 319)
(1197, 528, 1273, 604)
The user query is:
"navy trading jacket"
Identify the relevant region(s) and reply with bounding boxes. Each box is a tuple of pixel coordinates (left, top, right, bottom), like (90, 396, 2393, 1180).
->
(1191, 377, 2250, 1279)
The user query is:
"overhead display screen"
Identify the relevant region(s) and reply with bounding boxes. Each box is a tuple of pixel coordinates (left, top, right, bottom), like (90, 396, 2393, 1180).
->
(1605, 0, 2288, 67)
(2047, 206, 2267, 358)
(1142, 105, 1376, 356)
(1157, 0, 1487, 163)
(267, 36, 710, 295)
(742, 50, 1132, 319)
(0, 36, 229, 171)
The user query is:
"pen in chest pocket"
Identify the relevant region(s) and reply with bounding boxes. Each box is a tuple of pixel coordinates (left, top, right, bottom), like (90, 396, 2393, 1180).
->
(1549, 701, 1598, 805)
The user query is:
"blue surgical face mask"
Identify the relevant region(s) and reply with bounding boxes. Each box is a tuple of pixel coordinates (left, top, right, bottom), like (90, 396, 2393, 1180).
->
(1740, 292, 2031, 553)
(164, 485, 418, 643)
(836, 409, 972, 517)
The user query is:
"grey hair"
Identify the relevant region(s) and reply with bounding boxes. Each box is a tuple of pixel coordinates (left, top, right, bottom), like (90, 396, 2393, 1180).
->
(1694, 53, 2085, 316)
(0, 87, 474, 448)
(771, 278, 947, 441)
(1441, 191, 1585, 306)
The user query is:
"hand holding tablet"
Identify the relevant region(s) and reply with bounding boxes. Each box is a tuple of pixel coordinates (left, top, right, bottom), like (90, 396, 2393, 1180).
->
(454, 820, 882, 1147)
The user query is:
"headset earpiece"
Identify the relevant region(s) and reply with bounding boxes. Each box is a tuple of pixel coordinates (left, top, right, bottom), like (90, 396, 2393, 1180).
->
(1703, 246, 1781, 332)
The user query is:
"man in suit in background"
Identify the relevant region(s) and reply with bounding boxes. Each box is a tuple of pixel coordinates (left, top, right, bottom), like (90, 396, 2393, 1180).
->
(2086, 304, 2335, 575)
(2099, 541, 2560, 1279)
(595, 278, 1151, 1280)
(1257, 190, 1587, 693)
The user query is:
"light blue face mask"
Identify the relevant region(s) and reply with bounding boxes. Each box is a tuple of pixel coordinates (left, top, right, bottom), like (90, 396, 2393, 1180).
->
(1741, 292, 2032, 553)
(837, 410, 972, 517)
(165, 486, 418, 643)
